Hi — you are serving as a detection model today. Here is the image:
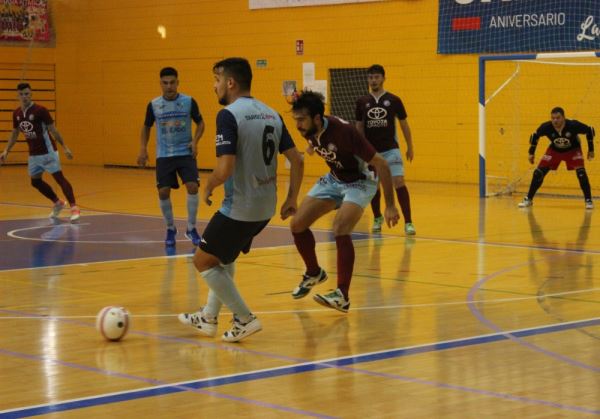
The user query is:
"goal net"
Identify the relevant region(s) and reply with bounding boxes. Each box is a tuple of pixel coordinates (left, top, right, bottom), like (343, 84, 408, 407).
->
(480, 52, 600, 198)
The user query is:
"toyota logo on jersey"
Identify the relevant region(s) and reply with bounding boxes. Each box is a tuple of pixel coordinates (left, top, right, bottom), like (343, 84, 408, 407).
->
(19, 120, 37, 139)
(366, 107, 388, 129)
(553, 137, 572, 149)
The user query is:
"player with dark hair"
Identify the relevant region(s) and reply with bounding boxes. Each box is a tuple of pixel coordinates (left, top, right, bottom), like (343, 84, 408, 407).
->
(518, 107, 595, 209)
(0, 83, 80, 221)
(355, 64, 415, 234)
(289, 90, 399, 312)
(178, 57, 304, 341)
(138, 66, 205, 246)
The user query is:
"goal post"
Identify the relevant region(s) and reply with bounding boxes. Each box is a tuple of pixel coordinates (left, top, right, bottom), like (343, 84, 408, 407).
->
(479, 51, 600, 198)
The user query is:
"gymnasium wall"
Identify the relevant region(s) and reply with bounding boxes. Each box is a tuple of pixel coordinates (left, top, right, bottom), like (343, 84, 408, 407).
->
(2, 1, 479, 183)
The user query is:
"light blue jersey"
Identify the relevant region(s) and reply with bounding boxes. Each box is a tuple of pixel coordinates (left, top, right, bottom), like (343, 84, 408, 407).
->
(145, 93, 202, 158)
(215, 97, 295, 222)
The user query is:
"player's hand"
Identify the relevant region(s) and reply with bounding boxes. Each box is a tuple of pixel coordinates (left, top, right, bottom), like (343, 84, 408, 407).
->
(305, 145, 315, 156)
(527, 154, 534, 164)
(405, 147, 414, 162)
(64, 147, 73, 160)
(384, 205, 400, 228)
(190, 142, 198, 159)
(588, 151, 595, 161)
(0, 150, 7, 166)
(280, 198, 297, 220)
(203, 186, 213, 206)
(137, 150, 148, 167)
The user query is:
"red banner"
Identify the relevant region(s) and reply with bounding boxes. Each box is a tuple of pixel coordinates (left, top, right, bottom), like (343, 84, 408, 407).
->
(0, 0, 50, 42)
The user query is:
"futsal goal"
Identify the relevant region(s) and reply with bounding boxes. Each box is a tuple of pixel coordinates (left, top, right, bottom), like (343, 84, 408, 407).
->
(479, 52, 600, 198)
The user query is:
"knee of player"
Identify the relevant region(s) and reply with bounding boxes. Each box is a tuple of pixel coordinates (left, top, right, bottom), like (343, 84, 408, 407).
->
(185, 184, 199, 195)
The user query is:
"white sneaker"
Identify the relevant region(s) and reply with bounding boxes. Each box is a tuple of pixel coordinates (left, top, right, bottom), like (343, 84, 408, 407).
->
(178, 308, 218, 337)
(222, 314, 262, 342)
(313, 288, 350, 313)
(69, 206, 81, 222)
(404, 222, 416, 235)
(291, 268, 328, 299)
(518, 197, 533, 208)
(49, 200, 65, 218)
(585, 199, 594, 210)
(372, 216, 384, 232)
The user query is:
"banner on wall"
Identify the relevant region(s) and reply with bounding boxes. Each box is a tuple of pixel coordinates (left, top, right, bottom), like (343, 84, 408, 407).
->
(438, 0, 600, 54)
(0, 0, 51, 42)
(250, 0, 385, 9)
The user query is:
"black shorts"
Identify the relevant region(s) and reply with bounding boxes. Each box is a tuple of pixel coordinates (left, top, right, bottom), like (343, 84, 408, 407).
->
(200, 211, 269, 265)
(156, 155, 199, 189)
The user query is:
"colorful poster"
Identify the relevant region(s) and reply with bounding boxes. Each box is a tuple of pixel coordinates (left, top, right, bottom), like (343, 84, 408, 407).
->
(250, 0, 384, 10)
(0, 0, 51, 42)
(438, 0, 600, 54)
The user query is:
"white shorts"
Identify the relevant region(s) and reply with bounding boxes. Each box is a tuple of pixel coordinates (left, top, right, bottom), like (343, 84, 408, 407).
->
(380, 148, 404, 177)
(307, 173, 378, 209)
(28, 151, 61, 176)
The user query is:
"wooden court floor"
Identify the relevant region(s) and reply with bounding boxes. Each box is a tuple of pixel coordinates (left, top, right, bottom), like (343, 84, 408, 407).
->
(0, 166, 598, 418)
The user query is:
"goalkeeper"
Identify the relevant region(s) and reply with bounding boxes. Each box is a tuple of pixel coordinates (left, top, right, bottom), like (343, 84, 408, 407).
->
(518, 107, 595, 209)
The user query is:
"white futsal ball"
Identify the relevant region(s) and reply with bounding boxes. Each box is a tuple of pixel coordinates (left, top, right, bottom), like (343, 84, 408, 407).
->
(96, 306, 130, 341)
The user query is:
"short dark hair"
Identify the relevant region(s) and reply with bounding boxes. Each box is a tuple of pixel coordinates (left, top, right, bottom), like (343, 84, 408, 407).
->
(17, 82, 31, 91)
(292, 90, 325, 119)
(367, 64, 385, 76)
(213, 57, 252, 91)
(551, 106, 565, 116)
(160, 67, 178, 78)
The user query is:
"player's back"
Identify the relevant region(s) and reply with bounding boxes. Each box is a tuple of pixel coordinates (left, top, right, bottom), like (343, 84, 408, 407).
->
(220, 97, 284, 222)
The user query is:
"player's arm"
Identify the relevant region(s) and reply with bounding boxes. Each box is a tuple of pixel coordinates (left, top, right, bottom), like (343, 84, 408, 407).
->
(354, 99, 366, 136)
(528, 130, 541, 164)
(48, 124, 73, 159)
(204, 109, 237, 205)
(578, 121, 595, 161)
(369, 153, 399, 228)
(190, 98, 205, 159)
(0, 128, 20, 166)
(279, 119, 304, 220)
(204, 154, 235, 206)
(138, 103, 154, 167)
(399, 119, 414, 162)
(352, 126, 399, 227)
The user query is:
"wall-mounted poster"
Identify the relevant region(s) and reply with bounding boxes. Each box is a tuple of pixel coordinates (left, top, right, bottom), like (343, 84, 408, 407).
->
(1, 0, 51, 42)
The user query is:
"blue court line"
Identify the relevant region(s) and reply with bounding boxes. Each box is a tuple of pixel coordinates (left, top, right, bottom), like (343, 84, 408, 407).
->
(2, 317, 598, 418)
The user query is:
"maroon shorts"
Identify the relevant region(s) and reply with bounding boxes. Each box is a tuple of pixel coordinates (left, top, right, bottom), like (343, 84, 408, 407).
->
(537, 147, 584, 170)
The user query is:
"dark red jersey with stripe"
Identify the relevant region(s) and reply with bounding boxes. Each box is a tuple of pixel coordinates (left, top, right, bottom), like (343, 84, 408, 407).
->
(13, 104, 56, 156)
(306, 116, 376, 183)
(355, 91, 407, 152)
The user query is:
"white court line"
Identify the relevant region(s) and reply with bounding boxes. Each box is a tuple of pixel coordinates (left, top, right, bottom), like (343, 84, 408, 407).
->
(2, 316, 598, 416)
(7, 224, 165, 244)
(1, 287, 597, 320)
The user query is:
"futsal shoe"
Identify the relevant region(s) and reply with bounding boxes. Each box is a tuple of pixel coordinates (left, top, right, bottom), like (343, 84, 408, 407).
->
(404, 222, 416, 235)
(178, 308, 218, 337)
(222, 314, 262, 342)
(69, 206, 81, 222)
(291, 268, 328, 299)
(313, 288, 350, 313)
(518, 197, 533, 208)
(372, 216, 384, 232)
(184, 228, 201, 246)
(165, 227, 177, 246)
(585, 199, 594, 210)
(49, 200, 66, 219)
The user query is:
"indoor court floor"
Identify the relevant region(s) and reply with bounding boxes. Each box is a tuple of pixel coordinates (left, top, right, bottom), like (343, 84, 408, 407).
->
(0, 166, 598, 418)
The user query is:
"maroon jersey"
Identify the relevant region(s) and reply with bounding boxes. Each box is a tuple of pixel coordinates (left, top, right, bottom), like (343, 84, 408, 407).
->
(306, 116, 376, 183)
(355, 92, 407, 152)
(13, 104, 57, 156)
